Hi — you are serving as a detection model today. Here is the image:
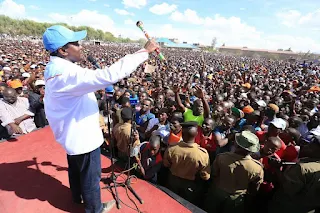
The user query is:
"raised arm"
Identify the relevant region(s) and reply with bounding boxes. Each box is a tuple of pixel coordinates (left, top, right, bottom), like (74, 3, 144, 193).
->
(173, 84, 186, 112)
(194, 85, 210, 118)
(46, 40, 159, 96)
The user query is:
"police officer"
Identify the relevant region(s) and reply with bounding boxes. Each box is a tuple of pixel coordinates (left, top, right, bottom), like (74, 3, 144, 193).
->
(204, 131, 264, 213)
(163, 121, 211, 205)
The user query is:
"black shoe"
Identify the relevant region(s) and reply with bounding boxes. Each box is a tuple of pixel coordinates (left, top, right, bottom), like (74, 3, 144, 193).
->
(73, 199, 83, 204)
(73, 195, 83, 204)
(101, 200, 116, 213)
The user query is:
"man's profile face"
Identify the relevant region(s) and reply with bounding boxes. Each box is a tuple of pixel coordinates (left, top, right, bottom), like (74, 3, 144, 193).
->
(150, 145, 160, 156)
(63, 41, 83, 63)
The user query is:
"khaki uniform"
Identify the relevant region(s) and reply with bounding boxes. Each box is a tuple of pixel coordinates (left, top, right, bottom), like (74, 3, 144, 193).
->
(269, 158, 320, 213)
(163, 142, 210, 204)
(113, 123, 140, 157)
(205, 152, 264, 213)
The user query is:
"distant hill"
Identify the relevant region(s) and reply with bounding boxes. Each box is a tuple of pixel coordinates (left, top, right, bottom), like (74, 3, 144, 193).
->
(0, 15, 136, 43)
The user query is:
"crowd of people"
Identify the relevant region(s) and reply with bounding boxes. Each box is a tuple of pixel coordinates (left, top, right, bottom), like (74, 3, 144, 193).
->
(1, 38, 320, 213)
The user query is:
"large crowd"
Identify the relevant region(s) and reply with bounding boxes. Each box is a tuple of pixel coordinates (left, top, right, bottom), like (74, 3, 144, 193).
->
(0, 38, 319, 213)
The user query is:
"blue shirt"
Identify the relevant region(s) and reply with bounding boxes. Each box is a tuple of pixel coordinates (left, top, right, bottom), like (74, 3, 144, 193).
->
(135, 111, 155, 126)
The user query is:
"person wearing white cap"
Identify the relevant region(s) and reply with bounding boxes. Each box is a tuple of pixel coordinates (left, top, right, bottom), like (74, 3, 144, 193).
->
(42, 25, 159, 213)
(22, 73, 31, 78)
(256, 118, 287, 159)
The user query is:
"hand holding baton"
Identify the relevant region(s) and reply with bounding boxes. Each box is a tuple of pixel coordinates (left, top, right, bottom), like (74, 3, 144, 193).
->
(136, 21, 165, 61)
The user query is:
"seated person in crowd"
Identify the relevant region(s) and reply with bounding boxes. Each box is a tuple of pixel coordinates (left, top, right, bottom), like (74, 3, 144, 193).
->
(163, 121, 211, 205)
(7, 79, 25, 97)
(135, 134, 162, 183)
(28, 79, 48, 128)
(0, 87, 36, 135)
(113, 107, 140, 159)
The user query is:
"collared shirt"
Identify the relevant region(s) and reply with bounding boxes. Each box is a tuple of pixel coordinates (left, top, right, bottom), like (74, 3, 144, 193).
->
(0, 97, 36, 135)
(163, 142, 211, 181)
(277, 158, 320, 206)
(44, 50, 148, 155)
(213, 152, 264, 195)
(136, 111, 155, 126)
(113, 122, 140, 154)
(195, 127, 217, 152)
(167, 130, 182, 145)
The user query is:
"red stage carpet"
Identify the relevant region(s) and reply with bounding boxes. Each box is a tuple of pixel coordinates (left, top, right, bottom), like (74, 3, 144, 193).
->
(0, 127, 190, 213)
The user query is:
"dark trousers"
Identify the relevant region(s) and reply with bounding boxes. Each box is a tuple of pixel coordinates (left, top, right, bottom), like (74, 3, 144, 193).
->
(204, 186, 245, 213)
(67, 147, 103, 213)
(167, 173, 201, 205)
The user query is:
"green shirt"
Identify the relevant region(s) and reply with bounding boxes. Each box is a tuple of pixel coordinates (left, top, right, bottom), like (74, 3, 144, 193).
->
(183, 108, 204, 126)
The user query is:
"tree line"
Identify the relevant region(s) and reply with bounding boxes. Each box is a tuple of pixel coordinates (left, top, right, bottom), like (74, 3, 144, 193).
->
(0, 15, 145, 43)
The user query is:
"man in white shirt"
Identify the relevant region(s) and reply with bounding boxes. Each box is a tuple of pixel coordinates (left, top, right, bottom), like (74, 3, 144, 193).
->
(0, 87, 36, 135)
(42, 25, 159, 213)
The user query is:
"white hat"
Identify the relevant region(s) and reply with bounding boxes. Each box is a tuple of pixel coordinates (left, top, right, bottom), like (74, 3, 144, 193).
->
(240, 93, 248, 99)
(22, 73, 31, 78)
(256, 100, 267, 107)
(3, 66, 11, 71)
(310, 126, 320, 136)
(270, 118, 286, 130)
(35, 80, 45, 86)
(30, 64, 37, 69)
(194, 74, 200, 78)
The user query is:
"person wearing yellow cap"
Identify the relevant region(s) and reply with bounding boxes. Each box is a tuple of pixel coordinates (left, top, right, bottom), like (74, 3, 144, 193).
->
(242, 105, 254, 114)
(261, 104, 279, 130)
(7, 79, 24, 97)
(241, 83, 251, 90)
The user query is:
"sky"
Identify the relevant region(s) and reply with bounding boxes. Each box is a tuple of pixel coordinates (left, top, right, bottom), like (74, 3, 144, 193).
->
(1, 0, 320, 52)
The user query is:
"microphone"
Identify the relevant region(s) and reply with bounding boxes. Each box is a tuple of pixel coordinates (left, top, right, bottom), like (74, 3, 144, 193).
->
(87, 55, 101, 69)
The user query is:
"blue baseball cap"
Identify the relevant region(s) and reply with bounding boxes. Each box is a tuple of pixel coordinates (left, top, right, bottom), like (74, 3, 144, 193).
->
(42, 25, 87, 52)
(105, 85, 114, 93)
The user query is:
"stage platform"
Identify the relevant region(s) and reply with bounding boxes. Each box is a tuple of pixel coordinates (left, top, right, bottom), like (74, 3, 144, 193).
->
(0, 127, 191, 213)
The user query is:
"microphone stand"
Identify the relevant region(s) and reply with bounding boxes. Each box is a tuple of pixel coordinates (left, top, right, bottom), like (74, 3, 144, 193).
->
(102, 99, 143, 209)
(101, 97, 121, 209)
(125, 107, 143, 204)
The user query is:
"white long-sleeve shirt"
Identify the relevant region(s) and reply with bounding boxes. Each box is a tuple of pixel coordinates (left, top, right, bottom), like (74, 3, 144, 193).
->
(44, 49, 148, 155)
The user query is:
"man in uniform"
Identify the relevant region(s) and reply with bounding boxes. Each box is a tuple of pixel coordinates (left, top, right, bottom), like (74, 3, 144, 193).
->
(268, 136, 320, 213)
(163, 121, 211, 205)
(204, 131, 264, 213)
